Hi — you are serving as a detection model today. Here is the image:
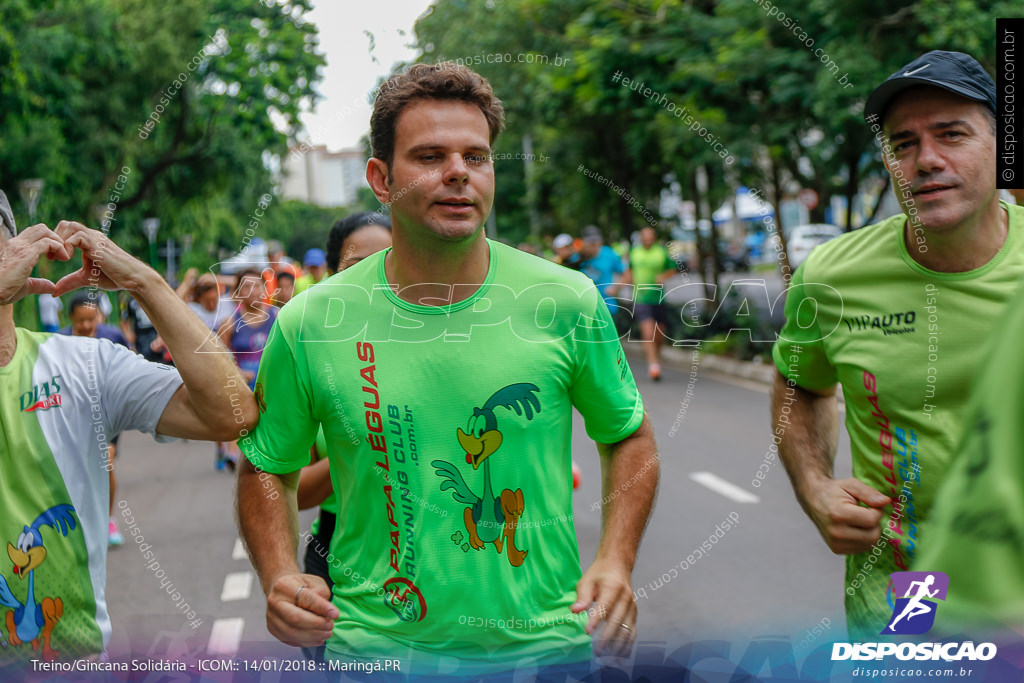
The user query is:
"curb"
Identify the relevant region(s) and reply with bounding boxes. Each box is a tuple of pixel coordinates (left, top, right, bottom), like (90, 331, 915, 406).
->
(623, 341, 775, 385)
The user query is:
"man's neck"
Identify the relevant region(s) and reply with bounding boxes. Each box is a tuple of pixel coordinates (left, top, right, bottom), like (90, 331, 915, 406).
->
(0, 312, 17, 368)
(385, 231, 490, 306)
(906, 201, 1009, 272)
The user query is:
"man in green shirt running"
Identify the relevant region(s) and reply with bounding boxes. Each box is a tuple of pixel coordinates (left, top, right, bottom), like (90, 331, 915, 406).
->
(771, 50, 1024, 640)
(237, 63, 658, 678)
(622, 227, 676, 381)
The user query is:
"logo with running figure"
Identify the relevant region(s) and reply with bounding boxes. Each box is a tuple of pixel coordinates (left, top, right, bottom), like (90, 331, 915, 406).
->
(882, 571, 949, 635)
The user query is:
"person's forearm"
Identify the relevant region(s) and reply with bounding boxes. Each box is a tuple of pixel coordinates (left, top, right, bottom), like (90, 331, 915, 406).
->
(594, 415, 658, 571)
(772, 370, 839, 505)
(133, 268, 256, 430)
(297, 457, 333, 510)
(238, 461, 302, 593)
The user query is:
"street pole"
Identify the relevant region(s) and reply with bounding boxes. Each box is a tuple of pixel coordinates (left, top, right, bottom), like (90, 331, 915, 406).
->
(19, 179, 45, 330)
(142, 218, 160, 270)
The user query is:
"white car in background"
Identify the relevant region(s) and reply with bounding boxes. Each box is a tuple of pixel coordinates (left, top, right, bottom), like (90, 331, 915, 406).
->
(787, 224, 843, 268)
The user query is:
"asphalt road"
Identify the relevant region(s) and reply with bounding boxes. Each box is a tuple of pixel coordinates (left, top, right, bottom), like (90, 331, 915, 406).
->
(103, 350, 853, 671)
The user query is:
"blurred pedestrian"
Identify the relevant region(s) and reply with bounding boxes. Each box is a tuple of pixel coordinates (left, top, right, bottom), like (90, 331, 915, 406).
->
(552, 232, 579, 268)
(572, 225, 626, 318)
(324, 212, 392, 275)
(38, 293, 62, 333)
(61, 290, 129, 346)
(120, 292, 163, 363)
(622, 226, 676, 381)
(273, 270, 295, 306)
(771, 50, 1024, 639)
(294, 248, 328, 294)
(217, 267, 277, 470)
(185, 273, 235, 331)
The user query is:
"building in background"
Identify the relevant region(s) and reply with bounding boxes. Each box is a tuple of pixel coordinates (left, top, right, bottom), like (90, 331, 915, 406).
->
(281, 145, 367, 207)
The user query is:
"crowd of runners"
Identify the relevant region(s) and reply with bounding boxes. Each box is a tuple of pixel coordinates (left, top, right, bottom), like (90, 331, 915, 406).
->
(1, 48, 1023, 683)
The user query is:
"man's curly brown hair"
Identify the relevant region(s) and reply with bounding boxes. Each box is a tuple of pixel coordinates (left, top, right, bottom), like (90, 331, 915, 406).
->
(370, 63, 505, 172)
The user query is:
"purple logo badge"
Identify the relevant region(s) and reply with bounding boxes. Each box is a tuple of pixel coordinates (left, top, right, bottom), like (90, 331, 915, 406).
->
(882, 571, 949, 635)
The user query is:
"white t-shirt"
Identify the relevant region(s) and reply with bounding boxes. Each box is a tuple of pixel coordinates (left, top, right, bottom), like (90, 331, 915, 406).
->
(187, 299, 236, 331)
(0, 329, 182, 666)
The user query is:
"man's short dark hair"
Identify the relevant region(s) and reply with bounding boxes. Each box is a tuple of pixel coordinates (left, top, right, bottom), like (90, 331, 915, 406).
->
(68, 291, 102, 316)
(326, 212, 392, 274)
(276, 270, 295, 284)
(370, 63, 506, 171)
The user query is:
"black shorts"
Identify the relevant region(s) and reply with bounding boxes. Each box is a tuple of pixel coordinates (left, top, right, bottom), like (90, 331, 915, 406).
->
(303, 509, 336, 587)
(634, 303, 668, 325)
(302, 509, 336, 662)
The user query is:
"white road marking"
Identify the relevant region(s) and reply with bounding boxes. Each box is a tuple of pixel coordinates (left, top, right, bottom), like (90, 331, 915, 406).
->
(232, 537, 247, 560)
(207, 617, 244, 656)
(690, 471, 761, 503)
(220, 571, 254, 602)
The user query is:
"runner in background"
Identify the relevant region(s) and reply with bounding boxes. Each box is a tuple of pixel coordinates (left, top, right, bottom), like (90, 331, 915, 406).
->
(119, 292, 163, 363)
(551, 232, 579, 269)
(38, 293, 62, 333)
(185, 272, 235, 331)
(272, 270, 295, 306)
(297, 211, 392, 662)
(294, 248, 328, 294)
(218, 267, 277, 470)
(622, 226, 676, 381)
(267, 240, 301, 304)
(176, 272, 237, 468)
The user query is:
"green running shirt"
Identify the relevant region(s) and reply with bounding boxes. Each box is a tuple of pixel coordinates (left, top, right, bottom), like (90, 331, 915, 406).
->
(0, 328, 181, 669)
(915, 276, 1024, 632)
(772, 202, 1024, 639)
(240, 240, 644, 674)
(629, 244, 675, 305)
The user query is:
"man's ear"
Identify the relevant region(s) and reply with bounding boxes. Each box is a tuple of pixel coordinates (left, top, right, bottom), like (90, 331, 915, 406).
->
(366, 158, 391, 204)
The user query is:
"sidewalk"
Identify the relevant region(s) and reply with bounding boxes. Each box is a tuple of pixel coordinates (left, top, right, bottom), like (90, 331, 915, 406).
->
(623, 340, 775, 385)
(623, 340, 847, 406)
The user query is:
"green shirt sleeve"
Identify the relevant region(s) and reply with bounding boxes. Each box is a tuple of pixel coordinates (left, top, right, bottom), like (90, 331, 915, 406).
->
(238, 312, 318, 474)
(570, 285, 644, 443)
(915, 280, 1024, 630)
(772, 262, 840, 390)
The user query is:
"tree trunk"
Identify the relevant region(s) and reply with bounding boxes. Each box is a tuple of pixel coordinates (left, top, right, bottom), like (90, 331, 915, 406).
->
(865, 176, 891, 226)
(770, 157, 794, 286)
(844, 152, 860, 232)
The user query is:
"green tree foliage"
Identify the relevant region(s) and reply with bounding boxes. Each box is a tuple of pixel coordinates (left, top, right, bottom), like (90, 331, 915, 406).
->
(411, 0, 1010, 277)
(0, 0, 325, 272)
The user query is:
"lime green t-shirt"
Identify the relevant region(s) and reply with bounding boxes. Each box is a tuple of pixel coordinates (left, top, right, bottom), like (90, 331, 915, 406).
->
(629, 244, 675, 304)
(772, 202, 1024, 639)
(240, 240, 644, 675)
(914, 276, 1024, 632)
(311, 427, 339, 529)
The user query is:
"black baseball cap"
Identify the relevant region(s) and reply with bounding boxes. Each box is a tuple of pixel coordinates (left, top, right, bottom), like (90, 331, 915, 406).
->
(864, 50, 996, 124)
(0, 190, 15, 239)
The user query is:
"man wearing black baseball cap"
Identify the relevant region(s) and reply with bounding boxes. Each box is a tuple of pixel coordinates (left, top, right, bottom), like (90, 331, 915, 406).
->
(771, 50, 1024, 639)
